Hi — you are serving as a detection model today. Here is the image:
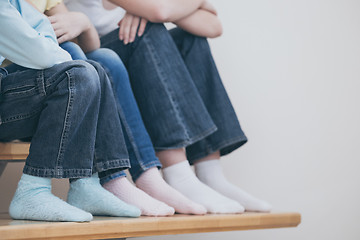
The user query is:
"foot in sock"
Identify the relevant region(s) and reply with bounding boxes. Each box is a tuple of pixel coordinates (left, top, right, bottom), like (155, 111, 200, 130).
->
(9, 174, 93, 222)
(135, 167, 207, 215)
(162, 161, 245, 214)
(195, 159, 272, 212)
(67, 173, 141, 217)
(103, 175, 175, 216)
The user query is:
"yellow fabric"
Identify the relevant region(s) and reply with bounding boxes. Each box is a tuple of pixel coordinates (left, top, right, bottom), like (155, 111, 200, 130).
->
(0, 59, 12, 68)
(28, 0, 62, 13)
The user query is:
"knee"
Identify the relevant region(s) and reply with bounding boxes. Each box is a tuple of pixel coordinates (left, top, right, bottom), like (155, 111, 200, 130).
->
(66, 60, 101, 97)
(87, 48, 126, 72)
(144, 22, 168, 37)
(90, 48, 120, 61)
(60, 42, 87, 60)
(84, 60, 114, 89)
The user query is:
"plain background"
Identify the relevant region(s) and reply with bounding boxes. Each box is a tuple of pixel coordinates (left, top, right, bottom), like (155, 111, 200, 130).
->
(1, 0, 360, 239)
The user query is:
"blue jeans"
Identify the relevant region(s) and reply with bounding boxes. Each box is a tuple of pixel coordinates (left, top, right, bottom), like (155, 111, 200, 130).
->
(61, 42, 161, 182)
(0, 60, 130, 178)
(100, 23, 248, 163)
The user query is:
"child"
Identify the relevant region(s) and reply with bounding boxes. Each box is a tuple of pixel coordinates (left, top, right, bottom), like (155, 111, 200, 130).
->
(27, 0, 210, 215)
(65, 0, 272, 213)
(0, 0, 141, 221)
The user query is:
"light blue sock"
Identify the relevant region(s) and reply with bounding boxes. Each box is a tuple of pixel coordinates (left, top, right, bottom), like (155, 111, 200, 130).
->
(67, 174, 141, 217)
(9, 174, 93, 222)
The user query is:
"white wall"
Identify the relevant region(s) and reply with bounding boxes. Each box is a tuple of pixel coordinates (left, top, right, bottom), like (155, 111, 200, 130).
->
(133, 0, 360, 239)
(1, 0, 360, 239)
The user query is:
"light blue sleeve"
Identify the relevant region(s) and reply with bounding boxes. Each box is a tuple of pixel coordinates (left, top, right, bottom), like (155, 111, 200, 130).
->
(0, 0, 72, 69)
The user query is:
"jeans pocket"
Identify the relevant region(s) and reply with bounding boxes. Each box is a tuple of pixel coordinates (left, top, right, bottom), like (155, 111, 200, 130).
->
(2, 82, 37, 101)
(0, 72, 43, 125)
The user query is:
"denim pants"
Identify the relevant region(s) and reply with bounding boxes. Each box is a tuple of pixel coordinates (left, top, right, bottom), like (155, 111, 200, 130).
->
(61, 42, 161, 183)
(0, 60, 130, 178)
(100, 23, 248, 163)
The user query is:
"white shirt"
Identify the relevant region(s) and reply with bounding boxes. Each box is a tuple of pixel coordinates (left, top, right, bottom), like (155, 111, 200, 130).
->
(64, 0, 125, 37)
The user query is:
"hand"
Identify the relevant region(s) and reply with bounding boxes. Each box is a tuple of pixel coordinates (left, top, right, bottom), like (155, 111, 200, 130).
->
(200, 1, 217, 15)
(48, 12, 90, 44)
(118, 12, 148, 44)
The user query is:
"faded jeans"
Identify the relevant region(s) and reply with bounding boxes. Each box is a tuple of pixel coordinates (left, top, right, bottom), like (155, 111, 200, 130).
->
(61, 42, 160, 183)
(100, 23, 248, 163)
(0, 60, 130, 178)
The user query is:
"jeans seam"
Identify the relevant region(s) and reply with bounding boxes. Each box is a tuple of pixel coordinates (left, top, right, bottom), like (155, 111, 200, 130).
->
(99, 171, 127, 185)
(23, 165, 93, 178)
(36, 70, 46, 96)
(94, 158, 130, 172)
(142, 35, 191, 142)
(55, 70, 74, 177)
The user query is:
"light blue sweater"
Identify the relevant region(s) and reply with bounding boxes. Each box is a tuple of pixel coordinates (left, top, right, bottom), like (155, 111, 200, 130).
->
(0, 0, 71, 69)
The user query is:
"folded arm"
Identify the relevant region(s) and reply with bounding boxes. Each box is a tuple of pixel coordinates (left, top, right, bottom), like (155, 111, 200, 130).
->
(112, 0, 222, 41)
(174, 9, 222, 38)
(108, 0, 205, 22)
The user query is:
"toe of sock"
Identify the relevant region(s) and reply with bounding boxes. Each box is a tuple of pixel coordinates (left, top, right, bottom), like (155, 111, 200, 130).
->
(121, 205, 142, 217)
(245, 200, 272, 212)
(205, 201, 245, 214)
(177, 203, 207, 215)
(151, 206, 175, 216)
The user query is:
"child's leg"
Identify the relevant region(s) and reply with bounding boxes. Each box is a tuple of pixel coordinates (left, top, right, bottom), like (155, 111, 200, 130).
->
(169, 27, 247, 163)
(1, 61, 104, 221)
(100, 23, 218, 151)
(64, 61, 141, 217)
(1, 61, 102, 177)
(168, 29, 271, 212)
(86, 48, 161, 182)
(86, 49, 206, 215)
(57, 45, 168, 216)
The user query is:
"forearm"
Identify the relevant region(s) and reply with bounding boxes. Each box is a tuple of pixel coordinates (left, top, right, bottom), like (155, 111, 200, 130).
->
(46, 3, 100, 52)
(174, 9, 222, 38)
(72, 14, 100, 53)
(108, 0, 205, 22)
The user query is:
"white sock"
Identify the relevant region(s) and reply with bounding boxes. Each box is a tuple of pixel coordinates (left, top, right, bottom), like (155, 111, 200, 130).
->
(136, 167, 207, 215)
(103, 176, 175, 216)
(162, 161, 244, 214)
(195, 159, 272, 212)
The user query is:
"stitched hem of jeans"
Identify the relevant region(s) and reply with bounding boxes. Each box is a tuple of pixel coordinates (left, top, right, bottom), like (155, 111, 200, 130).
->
(94, 158, 130, 172)
(187, 135, 248, 164)
(23, 165, 92, 178)
(100, 171, 127, 185)
(153, 125, 218, 151)
(130, 160, 162, 183)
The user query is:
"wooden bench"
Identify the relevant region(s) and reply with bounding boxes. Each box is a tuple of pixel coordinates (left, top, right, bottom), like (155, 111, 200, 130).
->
(0, 142, 301, 239)
(0, 142, 29, 177)
(0, 212, 301, 240)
